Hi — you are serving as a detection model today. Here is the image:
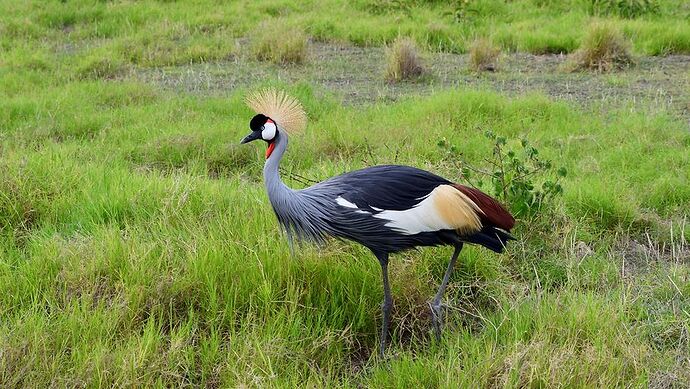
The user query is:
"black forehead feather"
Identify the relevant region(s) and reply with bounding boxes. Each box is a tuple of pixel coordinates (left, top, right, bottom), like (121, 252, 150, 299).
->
(250, 114, 268, 131)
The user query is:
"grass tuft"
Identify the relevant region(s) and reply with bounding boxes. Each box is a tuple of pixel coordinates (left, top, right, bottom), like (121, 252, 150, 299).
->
(384, 36, 426, 82)
(76, 56, 126, 80)
(251, 22, 308, 65)
(566, 23, 635, 72)
(468, 38, 501, 72)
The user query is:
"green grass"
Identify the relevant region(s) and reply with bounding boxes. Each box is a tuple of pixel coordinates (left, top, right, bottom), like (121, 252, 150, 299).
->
(1, 78, 689, 385)
(1, 1, 690, 387)
(250, 23, 308, 65)
(1, 0, 690, 71)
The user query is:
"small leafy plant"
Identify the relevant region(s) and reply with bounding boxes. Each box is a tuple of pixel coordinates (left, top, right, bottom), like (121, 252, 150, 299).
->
(438, 131, 566, 217)
(445, 0, 480, 23)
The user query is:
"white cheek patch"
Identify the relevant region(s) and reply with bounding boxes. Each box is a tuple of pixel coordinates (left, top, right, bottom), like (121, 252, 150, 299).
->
(262, 122, 277, 140)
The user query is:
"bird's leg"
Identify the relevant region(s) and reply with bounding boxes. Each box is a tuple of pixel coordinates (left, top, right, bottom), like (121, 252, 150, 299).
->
(430, 243, 463, 341)
(376, 252, 393, 358)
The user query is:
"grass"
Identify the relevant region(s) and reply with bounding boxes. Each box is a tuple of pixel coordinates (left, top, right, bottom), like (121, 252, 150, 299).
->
(385, 37, 426, 82)
(468, 38, 501, 72)
(567, 22, 635, 72)
(251, 22, 308, 65)
(1, 82, 689, 386)
(589, 0, 660, 19)
(1, 1, 689, 387)
(1, 0, 689, 68)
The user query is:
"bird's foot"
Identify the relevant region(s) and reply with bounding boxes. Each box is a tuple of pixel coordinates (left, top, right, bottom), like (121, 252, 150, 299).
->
(429, 301, 445, 341)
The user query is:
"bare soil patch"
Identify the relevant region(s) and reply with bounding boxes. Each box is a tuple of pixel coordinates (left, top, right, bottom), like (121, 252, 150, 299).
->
(134, 41, 690, 125)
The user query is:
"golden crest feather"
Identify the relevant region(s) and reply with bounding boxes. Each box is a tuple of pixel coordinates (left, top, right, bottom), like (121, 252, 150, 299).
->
(245, 89, 307, 134)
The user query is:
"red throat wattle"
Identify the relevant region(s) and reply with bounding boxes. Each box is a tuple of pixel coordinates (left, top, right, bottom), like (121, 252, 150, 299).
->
(265, 142, 276, 159)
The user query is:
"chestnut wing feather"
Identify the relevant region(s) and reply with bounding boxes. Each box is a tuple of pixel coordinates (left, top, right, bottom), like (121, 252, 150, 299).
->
(453, 184, 515, 231)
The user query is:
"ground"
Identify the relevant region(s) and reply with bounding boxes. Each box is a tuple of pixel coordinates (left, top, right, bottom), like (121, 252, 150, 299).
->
(138, 41, 690, 118)
(1, 1, 689, 387)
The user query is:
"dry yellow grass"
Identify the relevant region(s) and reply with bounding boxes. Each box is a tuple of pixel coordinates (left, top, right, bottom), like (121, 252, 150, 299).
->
(385, 36, 425, 82)
(566, 23, 634, 72)
(468, 38, 501, 72)
(251, 22, 307, 65)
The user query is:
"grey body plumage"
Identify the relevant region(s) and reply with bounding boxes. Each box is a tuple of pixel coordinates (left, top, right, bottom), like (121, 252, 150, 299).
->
(264, 130, 457, 254)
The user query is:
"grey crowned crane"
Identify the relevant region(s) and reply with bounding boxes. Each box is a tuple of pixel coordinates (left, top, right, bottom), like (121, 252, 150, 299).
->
(240, 89, 515, 357)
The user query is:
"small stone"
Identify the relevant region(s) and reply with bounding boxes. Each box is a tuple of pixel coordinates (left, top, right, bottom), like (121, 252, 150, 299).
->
(575, 241, 593, 259)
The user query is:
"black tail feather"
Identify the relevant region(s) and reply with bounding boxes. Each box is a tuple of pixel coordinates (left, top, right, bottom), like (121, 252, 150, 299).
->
(465, 226, 514, 253)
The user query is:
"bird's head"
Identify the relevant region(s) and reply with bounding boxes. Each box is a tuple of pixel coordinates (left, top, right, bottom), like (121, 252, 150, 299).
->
(241, 113, 279, 158)
(241, 88, 307, 159)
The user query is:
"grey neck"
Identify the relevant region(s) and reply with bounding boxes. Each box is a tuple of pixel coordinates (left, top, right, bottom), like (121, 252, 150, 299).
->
(263, 131, 291, 196)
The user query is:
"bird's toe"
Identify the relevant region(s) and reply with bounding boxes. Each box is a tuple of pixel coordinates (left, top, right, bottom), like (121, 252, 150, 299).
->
(429, 301, 445, 340)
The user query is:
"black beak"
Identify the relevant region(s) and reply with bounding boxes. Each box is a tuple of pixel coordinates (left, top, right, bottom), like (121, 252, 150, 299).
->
(240, 131, 261, 144)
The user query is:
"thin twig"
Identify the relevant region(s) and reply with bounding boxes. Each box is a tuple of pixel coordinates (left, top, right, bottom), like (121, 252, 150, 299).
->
(461, 163, 493, 177)
(279, 167, 320, 187)
(495, 143, 508, 202)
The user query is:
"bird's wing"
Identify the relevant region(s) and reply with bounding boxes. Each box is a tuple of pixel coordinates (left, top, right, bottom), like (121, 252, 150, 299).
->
(323, 165, 450, 210)
(319, 165, 486, 235)
(367, 184, 484, 235)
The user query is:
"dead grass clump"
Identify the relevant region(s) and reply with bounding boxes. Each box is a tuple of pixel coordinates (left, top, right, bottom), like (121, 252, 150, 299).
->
(567, 23, 634, 72)
(384, 37, 425, 82)
(468, 38, 500, 72)
(251, 22, 307, 65)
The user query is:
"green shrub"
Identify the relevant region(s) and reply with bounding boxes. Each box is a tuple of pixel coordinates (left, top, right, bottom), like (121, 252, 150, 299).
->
(439, 131, 566, 217)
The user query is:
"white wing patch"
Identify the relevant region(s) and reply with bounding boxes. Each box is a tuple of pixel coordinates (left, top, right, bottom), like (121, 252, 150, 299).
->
(373, 185, 482, 235)
(373, 197, 449, 235)
(336, 196, 357, 208)
(335, 196, 370, 214)
(335, 196, 371, 215)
